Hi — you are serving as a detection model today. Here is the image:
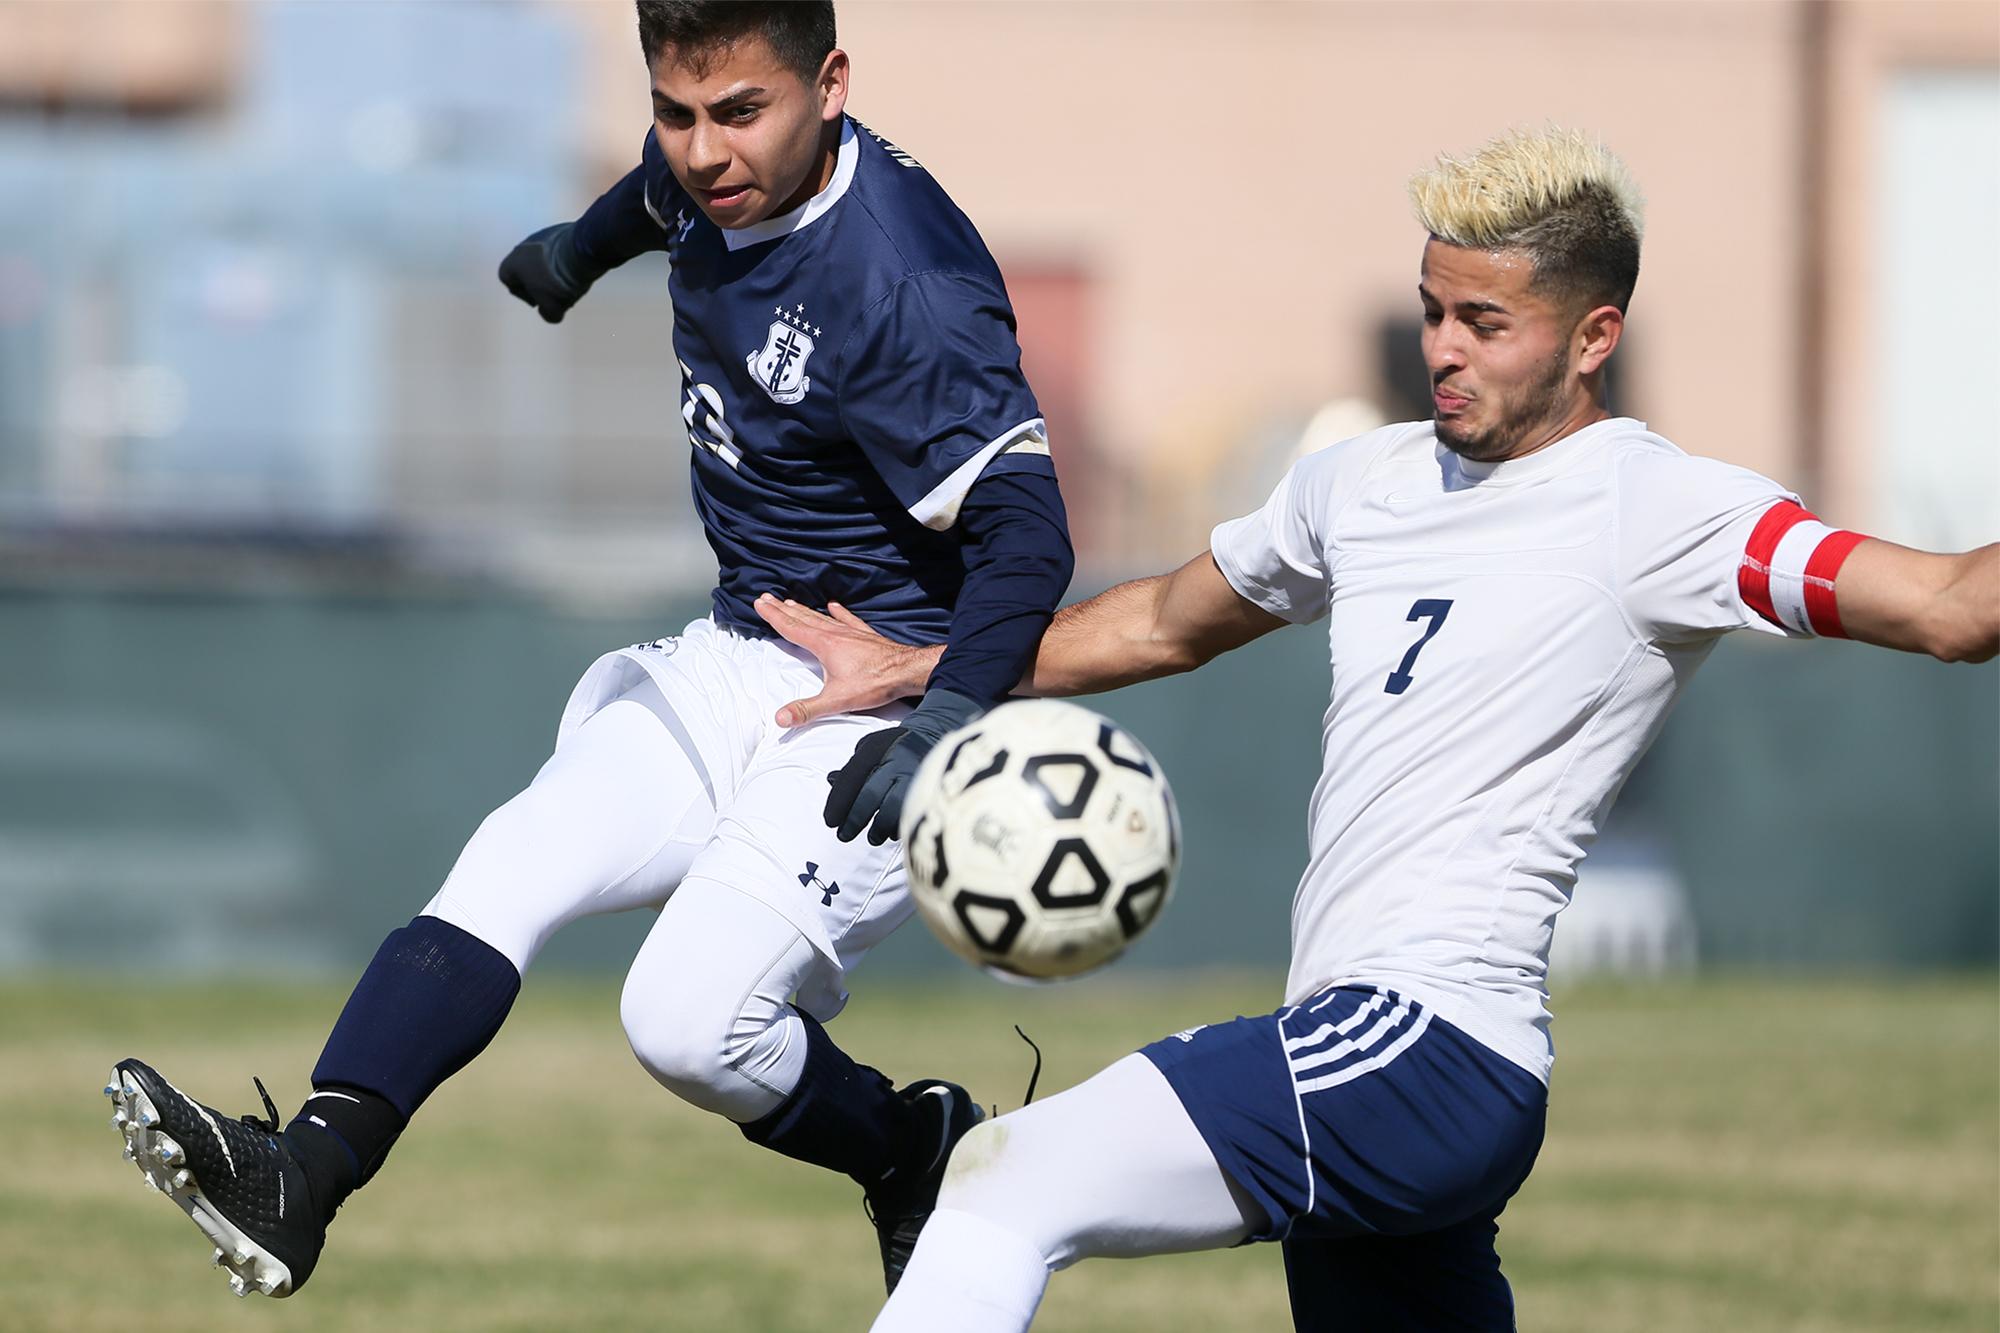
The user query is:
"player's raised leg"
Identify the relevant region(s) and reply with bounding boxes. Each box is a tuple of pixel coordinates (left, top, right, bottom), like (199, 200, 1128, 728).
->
(621, 877, 982, 1287)
(872, 1053, 1265, 1332)
(618, 713, 988, 1291)
(876, 985, 1545, 1331)
(107, 682, 716, 1297)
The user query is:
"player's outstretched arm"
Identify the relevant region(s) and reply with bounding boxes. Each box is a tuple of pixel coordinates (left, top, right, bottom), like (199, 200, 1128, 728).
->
(498, 142, 671, 323)
(1025, 552, 1289, 696)
(757, 552, 1286, 727)
(1832, 539, 1998, 663)
(498, 223, 609, 325)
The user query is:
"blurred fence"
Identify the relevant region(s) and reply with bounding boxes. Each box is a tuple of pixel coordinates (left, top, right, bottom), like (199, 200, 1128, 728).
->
(1, 1, 1993, 986)
(2, 576, 1990, 978)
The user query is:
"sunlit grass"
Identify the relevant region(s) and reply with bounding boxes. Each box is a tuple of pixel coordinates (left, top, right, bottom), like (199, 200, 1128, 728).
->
(5, 972, 1993, 1332)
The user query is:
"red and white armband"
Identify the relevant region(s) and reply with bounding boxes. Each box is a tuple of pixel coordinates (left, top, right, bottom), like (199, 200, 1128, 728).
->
(1738, 501, 1866, 637)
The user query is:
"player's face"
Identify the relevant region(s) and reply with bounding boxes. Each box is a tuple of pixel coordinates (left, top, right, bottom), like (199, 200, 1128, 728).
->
(650, 38, 848, 229)
(1418, 241, 1586, 463)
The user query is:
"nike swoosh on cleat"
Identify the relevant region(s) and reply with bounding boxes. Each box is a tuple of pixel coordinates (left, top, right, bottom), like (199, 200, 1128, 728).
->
(921, 1086, 955, 1171)
(181, 1091, 239, 1178)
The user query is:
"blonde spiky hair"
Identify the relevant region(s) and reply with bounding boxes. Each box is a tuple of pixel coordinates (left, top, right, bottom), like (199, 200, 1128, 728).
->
(1410, 127, 1646, 312)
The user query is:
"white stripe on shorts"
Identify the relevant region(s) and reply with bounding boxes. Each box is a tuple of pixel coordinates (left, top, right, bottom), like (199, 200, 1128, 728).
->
(1283, 990, 1387, 1055)
(1294, 1007, 1434, 1095)
(1271, 1002, 1316, 1237)
(1288, 997, 1418, 1078)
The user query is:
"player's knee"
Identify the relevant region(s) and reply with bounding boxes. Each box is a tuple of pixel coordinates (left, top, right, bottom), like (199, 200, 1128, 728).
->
(939, 1117, 1059, 1218)
(940, 1118, 1014, 1196)
(619, 971, 775, 1118)
(620, 972, 725, 1096)
(936, 1118, 1071, 1264)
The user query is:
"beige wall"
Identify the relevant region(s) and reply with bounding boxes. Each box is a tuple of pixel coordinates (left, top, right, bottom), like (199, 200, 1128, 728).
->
(0, 0, 238, 109)
(570, 4, 1800, 490)
(7, 1, 1991, 550)
(563, 0, 1996, 545)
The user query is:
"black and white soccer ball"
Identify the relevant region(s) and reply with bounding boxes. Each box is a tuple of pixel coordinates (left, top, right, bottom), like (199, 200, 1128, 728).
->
(899, 699, 1179, 982)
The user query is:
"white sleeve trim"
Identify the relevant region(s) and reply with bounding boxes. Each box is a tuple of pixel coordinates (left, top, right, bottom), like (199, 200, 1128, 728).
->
(907, 417, 1048, 531)
(1207, 525, 1273, 610)
(1209, 517, 1321, 623)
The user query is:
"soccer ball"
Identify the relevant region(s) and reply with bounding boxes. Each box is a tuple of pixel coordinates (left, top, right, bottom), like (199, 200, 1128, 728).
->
(899, 699, 1179, 982)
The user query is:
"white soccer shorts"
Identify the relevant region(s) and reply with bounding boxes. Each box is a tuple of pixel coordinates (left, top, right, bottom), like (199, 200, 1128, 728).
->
(555, 617, 915, 1020)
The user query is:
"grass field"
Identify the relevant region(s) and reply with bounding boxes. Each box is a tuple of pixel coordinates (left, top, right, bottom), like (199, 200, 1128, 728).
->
(5, 972, 1994, 1332)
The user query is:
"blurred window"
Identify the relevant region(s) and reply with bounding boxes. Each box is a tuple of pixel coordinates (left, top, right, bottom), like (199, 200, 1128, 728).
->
(1875, 70, 2000, 550)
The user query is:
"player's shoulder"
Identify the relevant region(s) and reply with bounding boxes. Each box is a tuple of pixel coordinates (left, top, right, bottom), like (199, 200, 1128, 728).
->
(839, 119, 1007, 290)
(1602, 423, 1796, 514)
(1293, 420, 1434, 485)
(1288, 418, 1448, 500)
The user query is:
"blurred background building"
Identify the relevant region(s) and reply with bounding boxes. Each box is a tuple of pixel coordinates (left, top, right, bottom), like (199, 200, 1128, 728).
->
(0, 0, 1993, 977)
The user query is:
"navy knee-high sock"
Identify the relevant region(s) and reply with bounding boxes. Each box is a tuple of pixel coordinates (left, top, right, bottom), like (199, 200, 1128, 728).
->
(738, 1011, 921, 1189)
(284, 916, 520, 1225)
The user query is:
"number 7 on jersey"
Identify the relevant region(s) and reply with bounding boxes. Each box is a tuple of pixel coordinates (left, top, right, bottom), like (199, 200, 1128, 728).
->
(1384, 598, 1454, 696)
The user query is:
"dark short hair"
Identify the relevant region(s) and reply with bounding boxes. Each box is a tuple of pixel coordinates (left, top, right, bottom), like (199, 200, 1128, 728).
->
(636, 2, 837, 82)
(1507, 190, 1642, 316)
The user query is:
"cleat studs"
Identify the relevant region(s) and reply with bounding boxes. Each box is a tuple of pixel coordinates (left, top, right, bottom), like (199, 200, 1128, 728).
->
(257, 1274, 280, 1295)
(171, 1169, 191, 1190)
(141, 1175, 158, 1191)
(104, 1081, 119, 1099)
(122, 1144, 136, 1162)
(211, 1248, 226, 1268)
(155, 1137, 182, 1165)
(228, 1274, 249, 1298)
(121, 1072, 139, 1096)
(137, 1105, 158, 1128)
(111, 1110, 126, 1129)
(232, 1248, 249, 1266)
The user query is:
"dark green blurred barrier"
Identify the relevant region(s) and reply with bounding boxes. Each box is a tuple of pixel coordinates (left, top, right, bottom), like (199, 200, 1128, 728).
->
(1643, 634, 1996, 967)
(0, 581, 1991, 973)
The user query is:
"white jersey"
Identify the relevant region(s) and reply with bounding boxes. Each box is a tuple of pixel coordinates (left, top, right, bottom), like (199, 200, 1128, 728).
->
(1211, 416, 1824, 1083)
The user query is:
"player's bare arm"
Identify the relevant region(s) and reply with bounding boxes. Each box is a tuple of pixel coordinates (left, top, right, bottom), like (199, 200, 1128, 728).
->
(759, 553, 1285, 726)
(1834, 539, 1998, 663)
(1023, 553, 1289, 695)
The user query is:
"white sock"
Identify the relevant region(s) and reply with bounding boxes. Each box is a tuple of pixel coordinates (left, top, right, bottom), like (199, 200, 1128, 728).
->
(871, 1208, 1052, 1333)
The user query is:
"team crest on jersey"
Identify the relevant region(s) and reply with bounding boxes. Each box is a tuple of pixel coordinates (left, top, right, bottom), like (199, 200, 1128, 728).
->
(747, 303, 822, 405)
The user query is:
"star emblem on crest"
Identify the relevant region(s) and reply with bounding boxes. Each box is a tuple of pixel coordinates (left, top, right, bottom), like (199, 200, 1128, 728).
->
(771, 303, 822, 338)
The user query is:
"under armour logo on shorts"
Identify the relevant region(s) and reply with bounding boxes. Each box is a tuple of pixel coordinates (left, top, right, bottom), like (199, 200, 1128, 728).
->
(799, 862, 840, 906)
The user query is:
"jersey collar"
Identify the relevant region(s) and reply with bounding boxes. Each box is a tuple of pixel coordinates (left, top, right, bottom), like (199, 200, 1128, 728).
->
(723, 119, 859, 252)
(1443, 416, 1640, 485)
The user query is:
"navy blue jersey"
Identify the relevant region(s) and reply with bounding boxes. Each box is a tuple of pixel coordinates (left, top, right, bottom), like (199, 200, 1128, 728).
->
(578, 118, 1057, 648)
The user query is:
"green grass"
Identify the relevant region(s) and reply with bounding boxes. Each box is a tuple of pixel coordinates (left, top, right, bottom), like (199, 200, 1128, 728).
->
(5, 973, 1994, 1331)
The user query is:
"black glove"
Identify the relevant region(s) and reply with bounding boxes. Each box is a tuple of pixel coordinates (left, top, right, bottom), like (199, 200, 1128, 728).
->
(824, 688, 985, 845)
(497, 223, 606, 324)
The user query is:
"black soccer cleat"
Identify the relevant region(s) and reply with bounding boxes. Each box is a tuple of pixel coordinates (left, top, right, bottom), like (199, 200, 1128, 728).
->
(866, 1078, 987, 1293)
(104, 1059, 324, 1298)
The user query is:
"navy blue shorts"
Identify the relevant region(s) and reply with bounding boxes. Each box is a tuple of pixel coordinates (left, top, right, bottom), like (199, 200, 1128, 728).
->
(1142, 984, 1547, 1331)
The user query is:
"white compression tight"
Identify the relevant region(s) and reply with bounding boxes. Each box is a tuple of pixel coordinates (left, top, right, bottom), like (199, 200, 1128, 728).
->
(871, 1054, 1264, 1333)
(421, 684, 820, 1122)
